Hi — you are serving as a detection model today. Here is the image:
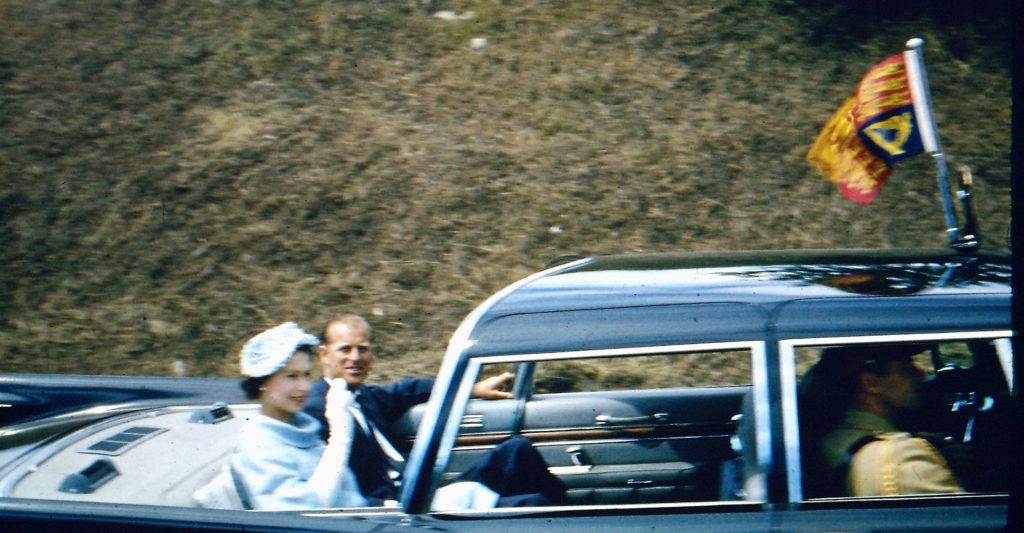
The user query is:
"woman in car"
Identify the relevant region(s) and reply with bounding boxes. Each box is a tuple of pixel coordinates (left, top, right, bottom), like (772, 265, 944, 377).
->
(231, 322, 368, 510)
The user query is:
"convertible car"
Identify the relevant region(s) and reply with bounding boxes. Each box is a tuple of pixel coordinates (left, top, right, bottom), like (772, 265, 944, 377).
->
(0, 248, 1014, 532)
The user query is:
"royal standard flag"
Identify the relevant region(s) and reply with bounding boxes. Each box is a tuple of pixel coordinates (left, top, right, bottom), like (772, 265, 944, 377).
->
(807, 54, 925, 204)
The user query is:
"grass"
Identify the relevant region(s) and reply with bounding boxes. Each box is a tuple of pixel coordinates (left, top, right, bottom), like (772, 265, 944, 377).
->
(0, 0, 1012, 381)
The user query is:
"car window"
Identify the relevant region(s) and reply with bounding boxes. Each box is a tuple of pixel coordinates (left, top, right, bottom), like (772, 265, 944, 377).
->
(433, 345, 764, 510)
(532, 349, 752, 393)
(788, 336, 1012, 501)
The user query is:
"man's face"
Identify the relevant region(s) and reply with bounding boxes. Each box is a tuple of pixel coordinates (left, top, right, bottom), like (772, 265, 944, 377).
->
(318, 321, 374, 388)
(875, 356, 927, 411)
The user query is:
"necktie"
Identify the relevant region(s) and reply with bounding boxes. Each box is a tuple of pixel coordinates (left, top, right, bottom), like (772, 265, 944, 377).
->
(349, 395, 405, 485)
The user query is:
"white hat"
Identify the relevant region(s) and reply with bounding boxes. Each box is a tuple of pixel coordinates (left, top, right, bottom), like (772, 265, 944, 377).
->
(240, 322, 319, 378)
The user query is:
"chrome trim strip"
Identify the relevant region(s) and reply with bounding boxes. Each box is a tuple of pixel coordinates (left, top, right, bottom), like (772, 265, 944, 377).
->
(471, 341, 764, 366)
(994, 338, 1013, 391)
(430, 499, 765, 516)
(548, 465, 592, 475)
(782, 330, 1012, 348)
(433, 358, 481, 486)
(749, 341, 770, 503)
(308, 500, 765, 519)
(778, 341, 802, 502)
(451, 433, 737, 451)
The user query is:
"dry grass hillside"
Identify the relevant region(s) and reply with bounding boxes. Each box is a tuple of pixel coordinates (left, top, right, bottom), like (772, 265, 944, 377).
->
(0, 0, 1013, 382)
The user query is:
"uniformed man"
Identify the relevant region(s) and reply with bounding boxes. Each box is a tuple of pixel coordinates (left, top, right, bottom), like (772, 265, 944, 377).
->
(812, 344, 963, 496)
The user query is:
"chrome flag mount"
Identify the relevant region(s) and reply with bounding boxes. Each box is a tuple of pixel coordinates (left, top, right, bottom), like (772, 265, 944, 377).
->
(904, 38, 978, 250)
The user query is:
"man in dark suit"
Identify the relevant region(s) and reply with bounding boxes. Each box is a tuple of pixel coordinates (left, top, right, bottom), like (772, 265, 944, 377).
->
(303, 314, 565, 507)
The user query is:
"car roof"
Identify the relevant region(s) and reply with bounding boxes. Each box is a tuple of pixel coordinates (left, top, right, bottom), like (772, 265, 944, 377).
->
(459, 248, 1012, 357)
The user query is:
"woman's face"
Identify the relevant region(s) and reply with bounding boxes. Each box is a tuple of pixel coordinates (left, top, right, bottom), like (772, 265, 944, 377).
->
(260, 351, 314, 423)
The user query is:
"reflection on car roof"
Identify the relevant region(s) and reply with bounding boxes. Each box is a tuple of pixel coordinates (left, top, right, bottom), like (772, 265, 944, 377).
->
(461, 248, 1011, 357)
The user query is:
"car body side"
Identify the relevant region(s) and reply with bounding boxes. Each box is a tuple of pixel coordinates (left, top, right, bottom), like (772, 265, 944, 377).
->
(0, 248, 1014, 532)
(401, 249, 1012, 522)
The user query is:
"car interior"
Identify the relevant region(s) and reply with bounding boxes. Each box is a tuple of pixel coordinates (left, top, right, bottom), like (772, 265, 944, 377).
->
(393, 347, 759, 507)
(793, 338, 1013, 500)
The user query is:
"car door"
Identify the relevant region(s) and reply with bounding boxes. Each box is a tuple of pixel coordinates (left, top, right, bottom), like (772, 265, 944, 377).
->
(397, 343, 765, 506)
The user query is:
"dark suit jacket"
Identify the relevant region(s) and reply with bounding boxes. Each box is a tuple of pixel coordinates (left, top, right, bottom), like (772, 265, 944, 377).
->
(303, 377, 434, 501)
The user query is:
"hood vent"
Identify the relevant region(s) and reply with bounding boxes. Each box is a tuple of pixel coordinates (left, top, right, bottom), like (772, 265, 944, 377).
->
(189, 402, 234, 424)
(81, 426, 166, 456)
(58, 457, 119, 494)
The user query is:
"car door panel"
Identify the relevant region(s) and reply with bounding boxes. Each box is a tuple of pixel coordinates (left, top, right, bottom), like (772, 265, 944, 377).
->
(522, 387, 744, 503)
(395, 386, 747, 504)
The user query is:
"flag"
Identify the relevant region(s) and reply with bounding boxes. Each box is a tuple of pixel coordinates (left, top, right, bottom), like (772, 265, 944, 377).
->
(807, 53, 925, 204)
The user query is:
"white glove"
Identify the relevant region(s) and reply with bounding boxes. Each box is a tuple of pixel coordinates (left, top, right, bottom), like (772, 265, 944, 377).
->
(307, 379, 366, 507)
(323, 379, 355, 446)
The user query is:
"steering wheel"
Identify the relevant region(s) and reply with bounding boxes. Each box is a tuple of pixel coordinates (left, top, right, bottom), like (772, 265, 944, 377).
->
(916, 345, 1010, 492)
(918, 362, 982, 441)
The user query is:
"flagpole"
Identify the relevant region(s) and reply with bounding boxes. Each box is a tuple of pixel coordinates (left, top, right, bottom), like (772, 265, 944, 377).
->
(903, 37, 961, 244)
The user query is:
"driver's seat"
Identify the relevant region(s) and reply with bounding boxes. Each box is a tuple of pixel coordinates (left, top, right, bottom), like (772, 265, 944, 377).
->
(796, 350, 857, 499)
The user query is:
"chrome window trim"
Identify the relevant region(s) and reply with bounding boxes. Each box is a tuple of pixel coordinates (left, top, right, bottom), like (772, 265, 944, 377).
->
(779, 330, 1013, 503)
(450, 433, 738, 452)
(431, 340, 769, 508)
(994, 338, 1013, 391)
(749, 341, 770, 503)
(435, 357, 482, 485)
(402, 257, 590, 512)
(425, 499, 766, 516)
(468, 341, 765, 366)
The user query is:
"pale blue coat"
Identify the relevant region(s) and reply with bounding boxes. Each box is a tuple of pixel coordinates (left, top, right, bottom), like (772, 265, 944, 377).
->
(231, 411, 367, 510)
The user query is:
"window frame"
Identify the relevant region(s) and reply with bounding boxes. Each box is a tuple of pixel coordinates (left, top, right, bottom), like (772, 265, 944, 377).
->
(778, 330, 1013, 504)
(428, 340, 770, 512)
